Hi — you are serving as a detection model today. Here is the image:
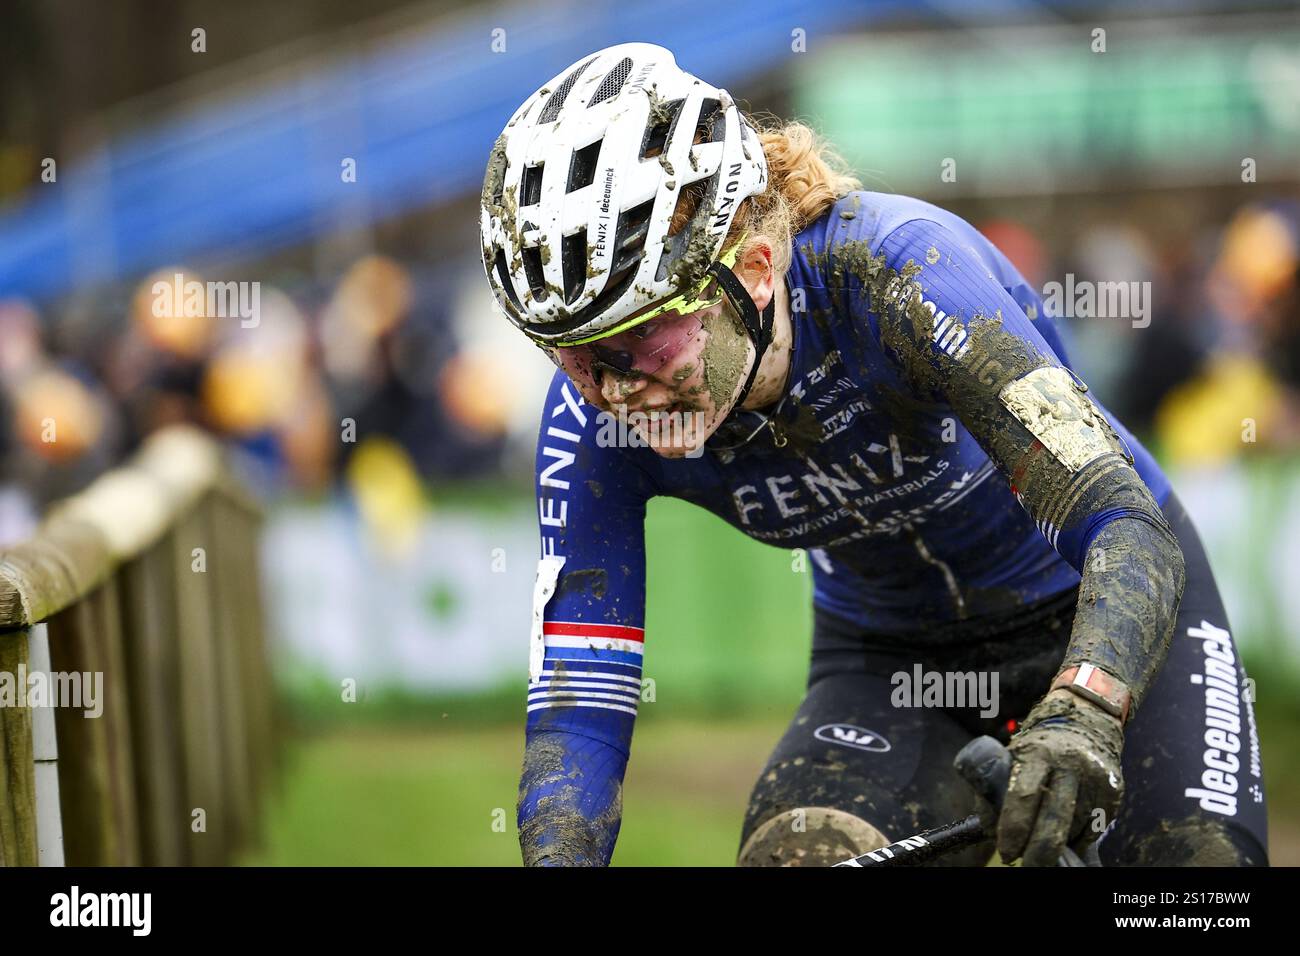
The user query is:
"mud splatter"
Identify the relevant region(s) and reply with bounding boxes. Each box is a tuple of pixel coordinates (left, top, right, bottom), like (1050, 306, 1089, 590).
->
(645, 83, 675, 126)
(481, 134, 509, 213)
(668, 225, 721, 292)
(698, 307, 751, 412)
(1130, 816, 1256, 867)
(557, 567, 608, 602)
(1061, 517, 1185, 711)
(500, 184, 519, 238)
(518, 731, 623, 866)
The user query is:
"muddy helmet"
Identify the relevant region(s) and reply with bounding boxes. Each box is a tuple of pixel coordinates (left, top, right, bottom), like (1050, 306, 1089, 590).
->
(479, 42, 768, 346)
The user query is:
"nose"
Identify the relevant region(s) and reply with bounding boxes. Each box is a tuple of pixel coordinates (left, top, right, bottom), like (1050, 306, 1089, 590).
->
(600, 368, 647, 405)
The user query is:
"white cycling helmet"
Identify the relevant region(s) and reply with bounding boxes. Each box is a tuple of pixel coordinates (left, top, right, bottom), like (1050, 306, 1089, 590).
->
(480, 42, 768, 346)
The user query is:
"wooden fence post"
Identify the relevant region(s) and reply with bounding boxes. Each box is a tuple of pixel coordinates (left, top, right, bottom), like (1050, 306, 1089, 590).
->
(45, 580, 141, 865)
(0, 627, 37, 866)
(206, 493, 254, 859)
(117, 542, 188, 866)
(172, 504, 226, 866)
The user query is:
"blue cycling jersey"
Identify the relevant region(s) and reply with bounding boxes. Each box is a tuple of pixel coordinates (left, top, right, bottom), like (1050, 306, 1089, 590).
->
(519, 190, 1172, 865)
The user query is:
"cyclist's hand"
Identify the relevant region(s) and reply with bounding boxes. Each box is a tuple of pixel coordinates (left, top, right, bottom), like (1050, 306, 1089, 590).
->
(998, 688, 1124, 866)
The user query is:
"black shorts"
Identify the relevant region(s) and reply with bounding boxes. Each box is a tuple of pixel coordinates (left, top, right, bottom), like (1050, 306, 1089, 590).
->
(740, 494, 1270, 866)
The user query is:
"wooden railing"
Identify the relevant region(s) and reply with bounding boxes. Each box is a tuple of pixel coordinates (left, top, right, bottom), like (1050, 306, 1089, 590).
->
(0, 426, 276, 866)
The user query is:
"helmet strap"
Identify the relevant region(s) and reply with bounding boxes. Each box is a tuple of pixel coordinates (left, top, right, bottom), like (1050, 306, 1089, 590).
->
(705, 260, 777, 415)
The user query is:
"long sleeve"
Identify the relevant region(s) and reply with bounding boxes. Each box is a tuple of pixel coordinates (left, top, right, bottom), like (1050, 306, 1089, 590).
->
(852, 218, 1185, 711)
(518, 371, 656, 865)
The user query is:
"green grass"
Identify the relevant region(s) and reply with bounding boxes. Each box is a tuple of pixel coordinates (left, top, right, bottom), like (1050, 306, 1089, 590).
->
(242, 709, 1300, 866)
(240, 716, 790, 867)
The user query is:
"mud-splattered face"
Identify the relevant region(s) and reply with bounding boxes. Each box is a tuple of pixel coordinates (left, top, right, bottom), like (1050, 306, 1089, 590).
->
(548, 288, 756, 459)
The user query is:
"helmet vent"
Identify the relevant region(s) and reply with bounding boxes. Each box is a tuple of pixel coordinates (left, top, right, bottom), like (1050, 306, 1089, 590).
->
(493, 247, 523, 315)
(567, 141, 601, 193)
(665, 181, 705, 238)
(589, 57, 633, 108)
(640, 98, 685, 160)
(614, 199, 655, 272)
(521, 246, 548, 301)
(538, 57, 597, 124)
(693, 98, 723, 144)
(655, 168, 723, 284)
(520, 163, 544, 207)
(561, 232, 587, 304)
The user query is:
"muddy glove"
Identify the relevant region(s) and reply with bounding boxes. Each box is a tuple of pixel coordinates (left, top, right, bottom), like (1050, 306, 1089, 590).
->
(997, 688, 1125, 867)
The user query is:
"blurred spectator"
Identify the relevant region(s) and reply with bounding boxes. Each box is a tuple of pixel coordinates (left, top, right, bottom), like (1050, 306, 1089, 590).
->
(1156, 204, 1300, 465)
(0, 298, 119, 507)
(980, 219, 1046, 289)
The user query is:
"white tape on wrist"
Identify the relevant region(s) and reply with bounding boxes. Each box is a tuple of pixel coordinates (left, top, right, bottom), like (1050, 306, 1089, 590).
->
(528, 555, 566, 684)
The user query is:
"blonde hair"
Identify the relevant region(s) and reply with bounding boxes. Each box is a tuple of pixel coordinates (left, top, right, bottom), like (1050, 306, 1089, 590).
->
(668, 116, 862, 278)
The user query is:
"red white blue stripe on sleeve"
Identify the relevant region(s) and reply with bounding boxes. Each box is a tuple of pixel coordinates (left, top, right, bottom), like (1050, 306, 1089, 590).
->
(527, 621, 644, 717)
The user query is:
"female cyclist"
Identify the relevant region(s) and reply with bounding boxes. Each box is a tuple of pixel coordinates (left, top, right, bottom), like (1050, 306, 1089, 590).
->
(479, 42, 1268, 867)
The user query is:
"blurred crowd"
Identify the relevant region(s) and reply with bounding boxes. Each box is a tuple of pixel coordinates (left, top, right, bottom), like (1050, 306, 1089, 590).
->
(983, 200, 1300, 463)
(0, 252, 513, 543)
(0, 199, 1297, 545)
